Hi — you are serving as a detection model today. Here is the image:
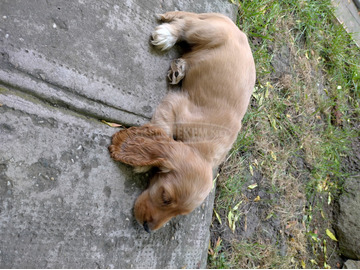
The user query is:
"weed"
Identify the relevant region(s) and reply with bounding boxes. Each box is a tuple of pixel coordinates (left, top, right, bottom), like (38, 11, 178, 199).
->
(209, 0, 360, 268)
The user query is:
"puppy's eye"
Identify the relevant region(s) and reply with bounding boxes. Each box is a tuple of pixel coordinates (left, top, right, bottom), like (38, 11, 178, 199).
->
(161, 189, 172, 205)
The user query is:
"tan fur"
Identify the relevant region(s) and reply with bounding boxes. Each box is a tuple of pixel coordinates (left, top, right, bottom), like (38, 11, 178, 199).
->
(109, 11, 255, 232)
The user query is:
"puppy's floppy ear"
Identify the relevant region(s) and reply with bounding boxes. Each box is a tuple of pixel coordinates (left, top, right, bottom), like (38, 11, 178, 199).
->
(109, 124, 175, 172)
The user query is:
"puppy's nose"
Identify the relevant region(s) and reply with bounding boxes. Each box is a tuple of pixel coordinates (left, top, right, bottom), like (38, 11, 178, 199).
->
(143, 221, 151, 233)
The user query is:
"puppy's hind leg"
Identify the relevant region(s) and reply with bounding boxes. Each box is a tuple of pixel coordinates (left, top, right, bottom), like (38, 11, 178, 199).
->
(154, 11, 232, 49)
(151, 11, 201, 51)
(151, 22, 181, 51)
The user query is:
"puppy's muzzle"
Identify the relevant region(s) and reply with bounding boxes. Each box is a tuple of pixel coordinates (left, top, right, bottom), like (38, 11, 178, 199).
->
(143, 221, 151, 233)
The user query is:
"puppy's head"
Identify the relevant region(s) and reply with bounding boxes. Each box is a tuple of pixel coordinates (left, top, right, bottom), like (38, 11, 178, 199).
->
(109, 125, 213, 232)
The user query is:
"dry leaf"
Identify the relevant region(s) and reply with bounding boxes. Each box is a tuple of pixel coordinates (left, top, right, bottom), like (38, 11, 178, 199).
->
(214, 209, 222, 225)
(248, 183, 258, 190)
(228, 210, 234, 230)
(233, 201, 242, 211)
(212, 173, 219, 191)
(270, 150, 277, 161)
(268, 116, 277, 130)
(265, 212, 274, 220)
(101, 120, 123, 128)
(249, 164, 254, 176)
(326, 229, 338, 241)
(328, 192, 332, 205)
(228, 207, 241, 233)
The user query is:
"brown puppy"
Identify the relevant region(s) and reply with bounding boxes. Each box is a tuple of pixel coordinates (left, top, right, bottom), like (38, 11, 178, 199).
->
(109, 11, 256, 232)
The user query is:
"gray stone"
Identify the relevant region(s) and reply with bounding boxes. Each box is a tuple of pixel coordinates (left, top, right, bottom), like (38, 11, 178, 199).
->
(343, 259, 360, 269)
(335, 177, 360, 260)
(0, 0, 236, 268)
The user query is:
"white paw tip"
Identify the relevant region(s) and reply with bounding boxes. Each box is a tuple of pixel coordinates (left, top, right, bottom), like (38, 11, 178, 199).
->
(151, 24, 177, 51)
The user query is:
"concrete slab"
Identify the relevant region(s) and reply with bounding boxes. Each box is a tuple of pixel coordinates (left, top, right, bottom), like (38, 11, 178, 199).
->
(332, 0, 360, 47)
(0, 0, 236, 268)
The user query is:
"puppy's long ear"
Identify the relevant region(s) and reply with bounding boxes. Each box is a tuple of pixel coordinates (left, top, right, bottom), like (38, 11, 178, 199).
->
(109, 125, 175, 171)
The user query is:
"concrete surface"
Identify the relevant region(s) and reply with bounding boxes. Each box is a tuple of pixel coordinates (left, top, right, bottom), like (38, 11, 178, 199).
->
(332, 0, 360, 47)
(0, 0, 236, 268)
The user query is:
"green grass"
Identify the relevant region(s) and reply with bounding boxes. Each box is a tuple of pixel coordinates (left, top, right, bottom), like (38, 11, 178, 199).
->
(209, 0, 360, 268)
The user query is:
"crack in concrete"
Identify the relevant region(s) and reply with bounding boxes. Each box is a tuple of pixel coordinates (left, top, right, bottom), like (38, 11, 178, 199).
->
(0, 53, 151, 125)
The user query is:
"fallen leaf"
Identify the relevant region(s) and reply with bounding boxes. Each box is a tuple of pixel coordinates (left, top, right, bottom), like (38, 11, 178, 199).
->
(212, 173, 219, 191)
(269, 116, 277, 130)
(265, 87, 270, 99)
(228, 206, 242, 233)
(270, 150, 277, 161)
(266, 81, 274, 89)
(259, 95, 264, 105)
(214, 209, 222, 225)
(265, 212, 274, 220)
(328, 192, 332, 205)
(252, 92, 260, 100)
(326, 229, 338, 241)
(233, 201, 242, 211)
(249, 164, 254, 176)
(232, 214, 240, 232)
(248, 183, 258, 190)
(254, 195, 260, 202)
(228, 210, 234, 230)
(101, 120, 123, 128)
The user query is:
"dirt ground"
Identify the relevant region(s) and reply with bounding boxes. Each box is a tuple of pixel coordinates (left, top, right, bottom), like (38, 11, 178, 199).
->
(210, 115, 360, 269)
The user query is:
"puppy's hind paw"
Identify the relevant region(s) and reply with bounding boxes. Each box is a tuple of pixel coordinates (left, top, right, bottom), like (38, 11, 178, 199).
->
(151, 23, 177, 51)
(168, 58, 186, 84)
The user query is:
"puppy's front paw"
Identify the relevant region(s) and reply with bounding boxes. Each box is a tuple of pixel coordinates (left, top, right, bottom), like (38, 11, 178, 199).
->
(151, 23, 177, 51)
(108, 144, 121, 161)
(168, 58, 186, 84)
